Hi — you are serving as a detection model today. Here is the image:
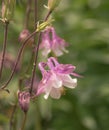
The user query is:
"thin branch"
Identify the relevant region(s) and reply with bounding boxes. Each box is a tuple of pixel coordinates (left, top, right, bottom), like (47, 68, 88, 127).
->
(0, 31, 37, 90)
(24, 0, 32, 29)
(20, 112, 27, 130)
(29, 33, 41, 94)
(0, 21, 9, 80)
(9, 102, 18, 130)
(29, 10, 53, 94)
(44, 10, 52, 21)
(29, 0, 38, 94)
(34, 0, 38, 26)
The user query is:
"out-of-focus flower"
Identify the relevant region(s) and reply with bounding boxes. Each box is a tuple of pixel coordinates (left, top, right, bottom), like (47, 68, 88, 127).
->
(37, 57, 78, 99)
(39, 26, 68, 58)
(18, 29, 34, 47)
(0, 52, 20, 72)
(18, 91, 30, 113)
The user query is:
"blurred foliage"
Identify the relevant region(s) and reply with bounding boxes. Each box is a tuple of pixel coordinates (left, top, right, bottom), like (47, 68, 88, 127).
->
(0, 0, 109, 130)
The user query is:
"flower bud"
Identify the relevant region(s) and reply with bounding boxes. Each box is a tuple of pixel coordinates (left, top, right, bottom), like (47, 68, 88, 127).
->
(18, 29, 34, 47)
(1, 0, 16, 22)
(18, 91, 30, 113)
(48, 0, 61, 11)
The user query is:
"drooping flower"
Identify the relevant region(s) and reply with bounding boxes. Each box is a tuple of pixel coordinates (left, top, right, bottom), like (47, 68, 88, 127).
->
(37, 57, 78, 99)
(51, 27, 68, 56)
(39, 28, 51, 57)
(39, 26, 68, 58)
(18, 91, 30, 113)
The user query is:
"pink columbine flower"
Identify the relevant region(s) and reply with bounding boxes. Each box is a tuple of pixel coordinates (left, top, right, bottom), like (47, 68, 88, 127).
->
(39, 26, 68, 58)
(37, 57, 78, 99)
(18, 91, 30, 113)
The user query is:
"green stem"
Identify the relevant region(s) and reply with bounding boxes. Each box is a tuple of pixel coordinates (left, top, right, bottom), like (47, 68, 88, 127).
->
(34, 0, 38, 26)
(9, 102, 18, 130)
(20, 112, 27, 130)
(35, 103, 42, 130)
(44, 10, 52, 21)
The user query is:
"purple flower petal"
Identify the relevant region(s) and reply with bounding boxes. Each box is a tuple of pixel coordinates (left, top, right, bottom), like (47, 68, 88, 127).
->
(50, 87, 61, 99)
(37, 57, 79, 99)
(39, 26, 69, 57)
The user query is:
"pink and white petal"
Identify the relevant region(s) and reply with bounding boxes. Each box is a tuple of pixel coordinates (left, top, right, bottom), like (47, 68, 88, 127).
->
(60, 75, 77, 88)
(44, 91, 50, 99)
(43, 73, 62, 99)
(51, 72, 62, 88)
(36, 85, 45, 96)
(47, 57, 59, 69)
(50, 88, 61, 99)
(61, 46, 69, 53)
(55, 64, 76, 74)
(44, 82, 52, 99)
(42, 48, 51, 57)
(44, 80, 52, 93)
(53, 48, 64, 56)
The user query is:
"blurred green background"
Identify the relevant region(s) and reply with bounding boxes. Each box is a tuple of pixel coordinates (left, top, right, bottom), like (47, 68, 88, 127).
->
(0, 0, 109, 130)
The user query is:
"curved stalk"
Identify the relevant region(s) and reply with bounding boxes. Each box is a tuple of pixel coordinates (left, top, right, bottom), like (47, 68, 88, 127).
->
(0, 21, 9, 80)
(0, 31, 37, 90)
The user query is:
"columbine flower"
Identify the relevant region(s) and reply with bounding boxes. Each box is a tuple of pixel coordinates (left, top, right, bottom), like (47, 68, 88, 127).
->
(40, 26, 68, 58)
(18, 91, 30, 113)
(37, 57, 78, 99)
(39, 28, 51, 57)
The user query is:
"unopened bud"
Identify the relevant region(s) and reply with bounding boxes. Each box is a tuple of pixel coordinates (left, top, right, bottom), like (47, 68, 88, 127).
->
(18, 91, 30, 113)
(48, 0, 61, 11)
(1, 0, 16, 22)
